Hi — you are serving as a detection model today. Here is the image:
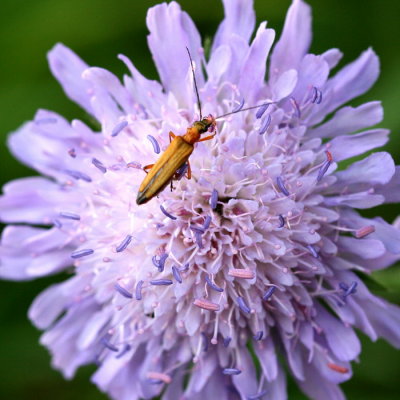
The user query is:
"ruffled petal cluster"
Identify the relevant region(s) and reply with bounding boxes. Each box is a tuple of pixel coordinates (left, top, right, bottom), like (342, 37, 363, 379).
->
(1, 1, 400, 399)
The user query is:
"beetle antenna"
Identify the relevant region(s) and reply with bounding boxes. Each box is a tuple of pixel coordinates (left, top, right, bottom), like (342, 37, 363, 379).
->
(186, 47, 203, 120)
(215, 102, 275, 120)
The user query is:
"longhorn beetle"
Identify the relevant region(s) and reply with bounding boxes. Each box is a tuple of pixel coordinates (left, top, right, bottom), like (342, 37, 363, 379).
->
(136, 48, 270, 205)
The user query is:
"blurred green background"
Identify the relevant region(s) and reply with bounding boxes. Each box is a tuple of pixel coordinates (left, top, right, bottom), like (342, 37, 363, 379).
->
(0, 0, 399, 399)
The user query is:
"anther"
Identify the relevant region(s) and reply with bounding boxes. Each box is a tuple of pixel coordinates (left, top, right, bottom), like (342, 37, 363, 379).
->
(311, 87, 323, 104)
(147, 135, 160, 154)
(355, 225, 375, 238)
(247, 390, 268, 400)
(116, 235, 132, 253)
(278, 214, 285, 228)
(146, 372, 172, 384)
(256, 103, 270, 119)
(228, 268, 255, 279)
(210, 189, 218, 209)
(276, 176, 290, 196)
(222, 368, 242, 375)
(193, 298, 220, 312)
(114, 283, 133, 299)
(71, 249, 94, 259)
(327, 363, 349, 374)
(111, 121, 128, 137)
(201, 332, 209, 352)
(237, 296, 251, 314)
(92, 158, 107, 173)
(232, 98, 245, 113)
(53, 219, 62, 228)
(68, 148, 76, 158)
(172, 266, 182, 283)
(100, 336, 119, 352)
(59, 212, 80, 220)
(135, 280, 144, 300)
(160, 205, 177, 220)
(290, 97, 301, 118)
(258, 114, 271, 135)
(65, 169, 92, 182)
(263, 286, 276, 301)
(150, 279, 173, 286)
(205, 275, 224, 292)
(203, 215, 212, 230)
(223, 337, 232, 347)
(307, 244, 319, 258)
(253, 331, 264, 341)
(116, 344, 131, 359)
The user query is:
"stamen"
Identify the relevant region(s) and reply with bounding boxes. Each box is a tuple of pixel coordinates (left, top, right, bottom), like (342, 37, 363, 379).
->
(278, 214, 285, 228)
(116, 344, 131, 359)
(146, 372, 172, 384)
(135, 280, 144, 300)
(194, 231, 204, 248)
(247, 390, 268, 400)
(114, 283, 133, 299)
(193, 298, 220, 312)
(276, 176, 290, 196)
(203, 215, 212, 230)
(222, 368, 242, 375)
(116, 235, 132, 253)
(68, 148, 76, 158)
(201, 332, 209, 352)
(210, 189, 218, 209)
(262, 286, 276, 301)
(232, 98, 245, 113)
(111, 121, 128, 137)
(205, 275, 224, 292)
(147, 135, 160, 154)
(316, 160, 331, 182)
(325, 150, 333, 162)
(35, 117, 57, 124)
(172, 266, 182, 283)
(355, 225, 375, 238)
(71, 249, 94, 259)
(253, 331, 264, 341)
(290, 97, 301, 118)
(237, 296, 251, 314)
(256, 103, 270, 119)
(327, 363, 349, 374)
(180, 263, 189, 272)
(228, 268, 255, 279)
(306, 244, 319, 258)
(175, 163, 188, 180)
(190, 225, 205, 233)
(150, 279, 173, 286)
(311, 87, 323, 104)
(127, 161, 142, 169)
(147, 379, 163, 385)
(340, 281, 358, 300)
(53, 219, 62, 228)
(59, 212, 80, 220)
(152, 253, 168, 272)
(223, 337, 232, 348)
(65, 169, 92, 182)
(92, 158, 107, 173)
(160, 205, 177, 220)
(100, 336, 119, 352)
(258, 114, 271, 135)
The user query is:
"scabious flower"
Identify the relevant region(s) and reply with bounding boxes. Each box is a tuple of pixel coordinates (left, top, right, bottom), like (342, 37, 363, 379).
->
(1, 0, 400, 399)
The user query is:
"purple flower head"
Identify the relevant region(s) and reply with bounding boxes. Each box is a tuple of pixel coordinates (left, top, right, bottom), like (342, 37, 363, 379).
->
(1, 1, 400, 400)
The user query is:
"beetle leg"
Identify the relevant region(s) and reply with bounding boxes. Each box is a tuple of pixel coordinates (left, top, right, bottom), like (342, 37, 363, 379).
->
(198, 133, 217, 142)
(186, 161, 192, 179)
(143, 164, 154, 174)
(169, 131, 176, 143)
